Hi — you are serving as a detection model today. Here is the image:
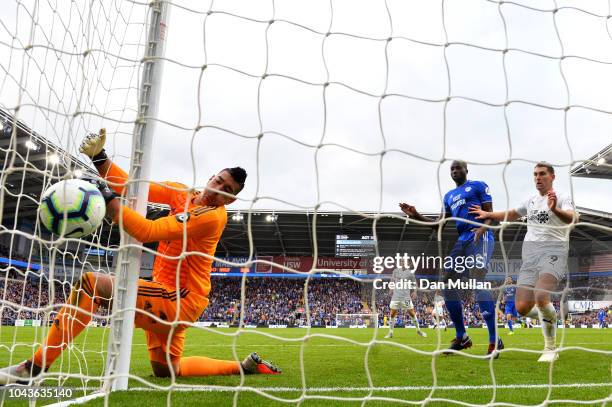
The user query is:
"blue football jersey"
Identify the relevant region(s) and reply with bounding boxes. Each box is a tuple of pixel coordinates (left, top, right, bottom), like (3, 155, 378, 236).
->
(443, 180, 493, 237)
(503, 286, 516, 303)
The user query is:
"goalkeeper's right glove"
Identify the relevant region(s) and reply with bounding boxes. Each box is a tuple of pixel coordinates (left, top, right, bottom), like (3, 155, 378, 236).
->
(79, 128, 108, 164)
(81, 177, 117, 205)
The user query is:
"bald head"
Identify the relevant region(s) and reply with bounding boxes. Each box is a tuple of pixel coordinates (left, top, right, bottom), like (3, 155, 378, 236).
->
(450, 160, 468, 185)
(452, 160, 468, 170)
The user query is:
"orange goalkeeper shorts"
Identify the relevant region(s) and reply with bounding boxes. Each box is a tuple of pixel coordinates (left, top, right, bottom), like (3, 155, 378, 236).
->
(134, 279, 209, 363)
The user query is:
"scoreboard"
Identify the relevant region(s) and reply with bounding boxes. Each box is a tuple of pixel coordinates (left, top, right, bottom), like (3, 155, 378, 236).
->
(335, 234, 376, 257)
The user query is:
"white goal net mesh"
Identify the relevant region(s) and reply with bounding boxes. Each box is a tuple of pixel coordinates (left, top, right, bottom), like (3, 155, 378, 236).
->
(0, 0, 611, 406)
(0, 0, 148, 398)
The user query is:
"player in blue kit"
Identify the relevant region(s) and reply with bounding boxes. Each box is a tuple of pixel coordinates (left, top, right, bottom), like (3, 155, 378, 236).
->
(400, 160, 503, 358)
(598, 308, 607, 329)
(502, 276, 518, 335)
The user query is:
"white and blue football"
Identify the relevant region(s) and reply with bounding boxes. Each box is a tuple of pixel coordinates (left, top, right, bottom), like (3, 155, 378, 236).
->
(38, 179, 106, 238)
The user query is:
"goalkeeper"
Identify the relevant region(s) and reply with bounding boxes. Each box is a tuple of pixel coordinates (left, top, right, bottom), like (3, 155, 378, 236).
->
(0, 130, 280, 384)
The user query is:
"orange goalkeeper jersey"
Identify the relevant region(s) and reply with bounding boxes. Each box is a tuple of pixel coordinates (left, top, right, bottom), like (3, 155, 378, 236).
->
(104, 163, 226, 298)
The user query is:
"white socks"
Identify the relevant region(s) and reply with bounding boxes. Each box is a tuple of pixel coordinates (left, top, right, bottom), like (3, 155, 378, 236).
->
(388, 314, 421, 332)
(411, 314, 420, 330)
(524, 306, 540, 319)
(523, 304, 557, 349)
(538, 303, 557, 349)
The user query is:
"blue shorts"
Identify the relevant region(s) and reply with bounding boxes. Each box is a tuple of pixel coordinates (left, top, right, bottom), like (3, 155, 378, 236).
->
(505, 302, 517, 317)
(445, 230, 494, 276)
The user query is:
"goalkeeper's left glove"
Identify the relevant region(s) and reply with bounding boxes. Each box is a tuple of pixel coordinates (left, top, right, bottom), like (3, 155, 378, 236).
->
(79, 128, 108, 164)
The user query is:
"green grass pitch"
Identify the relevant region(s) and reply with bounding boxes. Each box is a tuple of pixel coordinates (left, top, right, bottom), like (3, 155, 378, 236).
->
(0, 326, 610, 406)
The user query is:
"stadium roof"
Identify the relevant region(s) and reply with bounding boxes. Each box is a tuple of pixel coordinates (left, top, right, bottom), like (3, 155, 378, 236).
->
(571, 143, 612, 179)
(0, 108, 94, 223)
(1, 109, 610, 259)
(217, 207, 612, 257)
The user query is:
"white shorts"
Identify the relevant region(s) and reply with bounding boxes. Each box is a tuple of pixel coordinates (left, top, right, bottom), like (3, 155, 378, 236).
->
(518, 243, 568, 287)
(390, 299, 414, 311)
(433, 306, 444, 316)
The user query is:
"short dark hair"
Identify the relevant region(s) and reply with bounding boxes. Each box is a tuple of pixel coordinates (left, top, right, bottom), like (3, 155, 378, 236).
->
(534, 161, 554, 174)
(224, 167, 247, 193)
(452, 159, 468, 170)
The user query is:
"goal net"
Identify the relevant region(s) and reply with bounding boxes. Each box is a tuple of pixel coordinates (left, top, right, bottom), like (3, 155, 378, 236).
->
(0, 0, 611, 406)
(0, 0, 154, 399)
(336, 313, 379, 328)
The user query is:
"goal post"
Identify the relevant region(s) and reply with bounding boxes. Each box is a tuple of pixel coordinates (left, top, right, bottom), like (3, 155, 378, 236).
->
(0, 0, 172, 401)
(104, 0, 171, 393)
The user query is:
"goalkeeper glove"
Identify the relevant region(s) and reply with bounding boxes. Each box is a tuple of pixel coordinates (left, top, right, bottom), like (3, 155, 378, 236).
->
(79, 128, 108, 164)
(81, 177, 117, 205)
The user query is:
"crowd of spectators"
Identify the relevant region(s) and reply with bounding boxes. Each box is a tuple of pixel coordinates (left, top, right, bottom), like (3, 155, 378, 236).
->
(569, 310, 610, 326)
(1, 274, 609, 328)
(0, 279, 67, 324)
(200, 278, 365, 326)
(199, 276, 610, 328)
(569, 277, 610, 301)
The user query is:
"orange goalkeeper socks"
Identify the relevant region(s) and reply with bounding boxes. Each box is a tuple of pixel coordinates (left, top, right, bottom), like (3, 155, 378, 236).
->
(179, 356, 240, 376)
(32, 278, 99, 369)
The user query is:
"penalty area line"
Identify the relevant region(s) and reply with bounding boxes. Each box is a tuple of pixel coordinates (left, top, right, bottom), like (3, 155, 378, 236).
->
(127, 382, 611, 392)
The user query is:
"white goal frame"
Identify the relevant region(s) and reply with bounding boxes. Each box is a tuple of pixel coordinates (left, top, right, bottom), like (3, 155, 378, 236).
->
(335, 313, 379, 328)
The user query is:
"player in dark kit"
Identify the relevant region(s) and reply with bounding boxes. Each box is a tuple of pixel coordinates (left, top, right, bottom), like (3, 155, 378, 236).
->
(400, 160, 503, 358)
(503, 277, 518, 335)
(598, 308, 607, 329)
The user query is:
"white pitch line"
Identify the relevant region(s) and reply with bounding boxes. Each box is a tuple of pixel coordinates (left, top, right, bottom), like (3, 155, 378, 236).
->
(127, 383, 611, 392)
(180, 342, 612, 347)
(45, 392, 105, 407)
(39, 383, 612, 407)
(2, 342, 612, 347)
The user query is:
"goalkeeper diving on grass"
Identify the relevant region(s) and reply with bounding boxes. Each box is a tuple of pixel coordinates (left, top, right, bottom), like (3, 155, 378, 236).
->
(0, 129, 281, 385)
